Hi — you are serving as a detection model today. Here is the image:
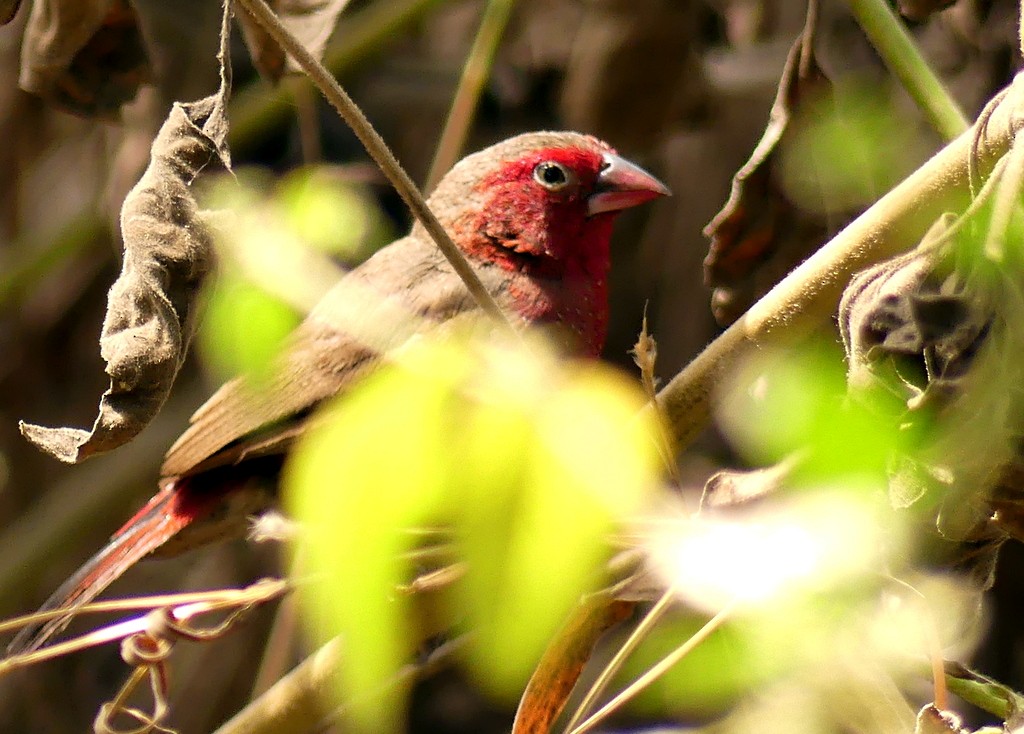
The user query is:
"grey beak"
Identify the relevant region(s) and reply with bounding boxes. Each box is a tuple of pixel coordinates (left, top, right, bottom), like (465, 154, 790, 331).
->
(587, 153, 671, 216)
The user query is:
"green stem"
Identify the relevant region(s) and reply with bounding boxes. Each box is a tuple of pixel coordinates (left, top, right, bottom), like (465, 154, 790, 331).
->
(941, 662, 1024, 721)
(655, 75, 1022, 452)
(425, 0, 517, 192)
(845, 0, 968, 141)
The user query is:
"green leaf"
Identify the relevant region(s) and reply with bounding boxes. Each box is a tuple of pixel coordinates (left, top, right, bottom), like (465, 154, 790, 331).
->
(198, 271, 300, 384)
(279, 167, 392, 259)
(718, 341, 901, 486)
(284, 334, 660, 730)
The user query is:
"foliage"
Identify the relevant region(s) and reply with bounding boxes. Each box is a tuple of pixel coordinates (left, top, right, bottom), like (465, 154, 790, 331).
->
(5, 1, 1024, 734)
(284, 332, 659, 730)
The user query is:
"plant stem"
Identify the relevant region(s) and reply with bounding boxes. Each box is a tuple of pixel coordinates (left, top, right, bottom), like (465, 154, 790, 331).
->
(845, 0, 968, 141)
(655, 74, 1022, 451)
(234, 0, 513, 328)
(563, 588, 676, 734)
(212, 636, 465, 734)
(425, 0, 517, 191)
(567, 599, 737, 734)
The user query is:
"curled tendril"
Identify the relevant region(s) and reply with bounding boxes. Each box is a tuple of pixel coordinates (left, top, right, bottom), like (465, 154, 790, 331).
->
(146, 603, 257, 643)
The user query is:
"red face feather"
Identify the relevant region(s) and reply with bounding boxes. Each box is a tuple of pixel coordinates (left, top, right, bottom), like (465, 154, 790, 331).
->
(467, 145, 615, 266)
(448, 139, 665, 355)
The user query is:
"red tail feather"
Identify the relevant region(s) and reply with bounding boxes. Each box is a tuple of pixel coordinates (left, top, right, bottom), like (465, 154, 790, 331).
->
(7, 482, 197, 655)
(7, 458, 279, 656)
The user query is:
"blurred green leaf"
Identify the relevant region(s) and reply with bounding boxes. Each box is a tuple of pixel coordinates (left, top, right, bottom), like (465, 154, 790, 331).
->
(781, 80, 929, 213)
(198, 270, 300, 383)
(284, 334, 660, 730)
(719, 341, 902, 485)
(197, 166, 393, 384)
(279, 167, 392, 259)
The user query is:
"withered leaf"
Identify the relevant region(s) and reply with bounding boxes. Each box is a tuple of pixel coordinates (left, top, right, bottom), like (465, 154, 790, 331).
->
(19, 0, 150, 118)
(20, 3, 234, 464)
(236, 0, 351, 85)
(701, 460, 795, 510)
(703, 35, 844, 326)
(839, 213, 1024, 543)
(511, 596, 635, 734)
(915, 704, 968, 734)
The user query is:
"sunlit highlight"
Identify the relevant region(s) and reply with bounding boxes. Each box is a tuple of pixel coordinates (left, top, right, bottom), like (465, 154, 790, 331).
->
(651, 493, 882, 612)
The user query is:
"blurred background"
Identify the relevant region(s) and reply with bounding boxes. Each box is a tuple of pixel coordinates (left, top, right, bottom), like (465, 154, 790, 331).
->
(0, 0, 1021, 731)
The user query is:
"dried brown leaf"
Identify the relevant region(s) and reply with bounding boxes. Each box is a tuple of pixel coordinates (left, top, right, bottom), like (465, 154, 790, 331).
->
(20, 4, 234, 464)
(701, 460, 796, 510)
(703, 35, 842, 326)
(511, 597, 635, 734)
(915, 704, 968, 734)
(19, 0, 150, 118)
(237, 0, 351, 84)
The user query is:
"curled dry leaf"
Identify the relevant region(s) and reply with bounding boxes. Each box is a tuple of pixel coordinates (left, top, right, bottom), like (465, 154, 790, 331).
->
(703, 35, 846, 326)
(19, 0, 150, 118)
(236, 0, 351, 84)
(20, 5, 234, 464)
(701, 460, 796, 510)
(511, 596, 635, 734)
(839, 213, 1024, 550)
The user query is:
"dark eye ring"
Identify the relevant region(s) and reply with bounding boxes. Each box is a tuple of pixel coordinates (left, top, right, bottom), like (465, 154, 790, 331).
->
(533, 161, 573, 191)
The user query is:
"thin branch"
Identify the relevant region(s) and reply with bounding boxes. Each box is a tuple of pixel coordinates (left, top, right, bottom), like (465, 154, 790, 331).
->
(798, 0, 819, 79)
(425, 0, 517, 192)
(562, 587, 676, 733)
(234, 0, 514, 329)
(567, 599, 737, 734)
(845, 0, 968, 141)
(655, 74, 1024, 452)
(212, 636, 466, 734)
(0, 580, 288, 674)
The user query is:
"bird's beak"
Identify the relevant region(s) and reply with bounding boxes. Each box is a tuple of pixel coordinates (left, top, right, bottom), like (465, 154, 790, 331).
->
(587, 153, 671, 216)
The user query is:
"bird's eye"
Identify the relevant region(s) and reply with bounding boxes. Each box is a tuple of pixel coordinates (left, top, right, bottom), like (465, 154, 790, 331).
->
(533, 161, 573, 191)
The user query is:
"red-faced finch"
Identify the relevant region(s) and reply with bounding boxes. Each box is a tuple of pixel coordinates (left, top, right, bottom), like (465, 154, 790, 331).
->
(9, 131, 669, 654)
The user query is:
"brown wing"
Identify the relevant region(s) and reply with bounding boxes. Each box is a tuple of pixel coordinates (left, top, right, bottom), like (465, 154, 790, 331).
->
(160, 234, 482, 478)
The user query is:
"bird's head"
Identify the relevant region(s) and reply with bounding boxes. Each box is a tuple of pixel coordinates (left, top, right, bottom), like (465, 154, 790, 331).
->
(423, 132, 670, 276)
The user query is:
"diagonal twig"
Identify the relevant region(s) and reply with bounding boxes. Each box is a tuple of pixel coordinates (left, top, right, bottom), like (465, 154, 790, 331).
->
(655, 73, 1024, 452)
(234, 0, 514, 329)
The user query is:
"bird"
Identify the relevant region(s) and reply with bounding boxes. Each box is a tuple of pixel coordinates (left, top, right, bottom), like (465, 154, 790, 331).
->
(8, 130, 669, 654)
